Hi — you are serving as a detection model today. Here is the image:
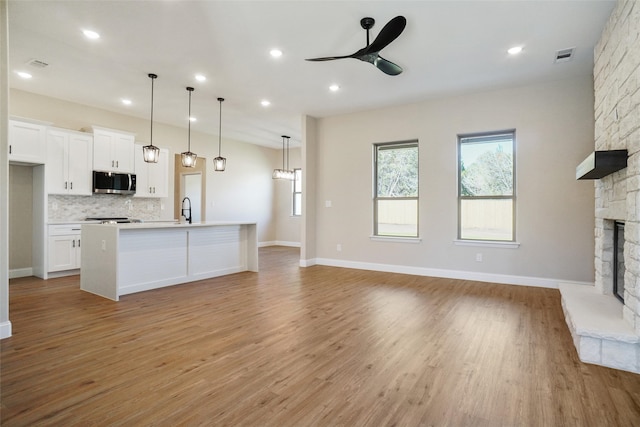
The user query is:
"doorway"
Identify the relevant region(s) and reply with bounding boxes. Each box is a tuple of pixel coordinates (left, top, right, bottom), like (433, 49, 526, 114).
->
(174, 154, 206, 222)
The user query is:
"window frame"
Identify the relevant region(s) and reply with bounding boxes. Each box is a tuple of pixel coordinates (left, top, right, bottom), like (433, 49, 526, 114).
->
(373, 140, 419, 238)
(292, 168, 302, 216)
(457, 130, 516, 242)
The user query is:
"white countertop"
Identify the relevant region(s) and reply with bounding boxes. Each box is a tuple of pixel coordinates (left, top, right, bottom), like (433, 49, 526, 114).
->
(83, 221, 257, 230)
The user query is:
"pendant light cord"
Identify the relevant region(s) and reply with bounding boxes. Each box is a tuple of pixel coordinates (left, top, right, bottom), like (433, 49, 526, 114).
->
(150, 75, 155, 144)
(187, 87, 193, 151)
(218, 98, 223, 156)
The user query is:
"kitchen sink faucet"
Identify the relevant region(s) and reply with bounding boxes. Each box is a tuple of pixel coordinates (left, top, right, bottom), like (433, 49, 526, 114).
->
(181, 197, 192, 224)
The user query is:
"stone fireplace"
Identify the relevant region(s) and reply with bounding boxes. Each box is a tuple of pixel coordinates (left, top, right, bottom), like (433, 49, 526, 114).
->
(559, 0, 640, 374)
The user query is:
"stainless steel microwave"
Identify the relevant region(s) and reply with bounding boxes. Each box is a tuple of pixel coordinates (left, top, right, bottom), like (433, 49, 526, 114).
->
(93, 171, 136, 195)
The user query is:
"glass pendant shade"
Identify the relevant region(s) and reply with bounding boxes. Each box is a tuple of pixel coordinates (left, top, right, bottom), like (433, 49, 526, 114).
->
(214, 97, 226, 172)
(213, 156, 226, 171)
(272, 168, 294, 180)
(143, 144, 160, 162)
(181, 151, 197, 167)
(143, 73, 160, 163)
(181, 87, 197, 168)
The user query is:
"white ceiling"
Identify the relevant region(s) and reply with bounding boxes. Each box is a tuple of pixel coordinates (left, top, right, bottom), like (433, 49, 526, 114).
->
(7, 0, 615, 149)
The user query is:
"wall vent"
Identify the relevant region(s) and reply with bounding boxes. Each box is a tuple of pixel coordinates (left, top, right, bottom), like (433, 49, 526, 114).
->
(554, 47, 575, 64)
(27, 59, 49, 68)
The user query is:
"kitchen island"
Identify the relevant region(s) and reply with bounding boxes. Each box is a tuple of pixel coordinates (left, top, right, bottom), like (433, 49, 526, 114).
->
(80, 221, 258, 300)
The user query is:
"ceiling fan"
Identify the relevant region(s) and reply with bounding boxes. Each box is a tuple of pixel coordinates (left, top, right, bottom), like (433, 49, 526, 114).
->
(306, 15, 407, 76)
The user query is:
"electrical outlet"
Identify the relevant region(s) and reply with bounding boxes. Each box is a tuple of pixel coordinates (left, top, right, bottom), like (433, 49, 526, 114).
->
(52, 202, 58, 211)
(325, 200, 332, 208)
(101, 240, 106, 251)
(476, 253, 483, 262)
(337, 243, 342, 252)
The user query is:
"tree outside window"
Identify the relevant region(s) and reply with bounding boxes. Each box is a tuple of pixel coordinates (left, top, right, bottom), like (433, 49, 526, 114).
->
(458, 131, 515, 241)
(374, 141, 419, 237)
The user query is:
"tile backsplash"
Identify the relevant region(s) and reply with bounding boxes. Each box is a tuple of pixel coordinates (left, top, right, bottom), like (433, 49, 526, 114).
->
(48, 194, 162, 222)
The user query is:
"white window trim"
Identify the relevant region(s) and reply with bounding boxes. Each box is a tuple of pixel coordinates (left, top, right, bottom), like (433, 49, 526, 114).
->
(453, 239, 520, 249)
(370, 236, 422, 244)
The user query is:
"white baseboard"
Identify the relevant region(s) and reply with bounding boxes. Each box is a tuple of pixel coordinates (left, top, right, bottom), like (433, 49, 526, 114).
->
(305, 257, 592, 289)
(275, 241, 301, 248)
(299, 259, 316, 267)
(9, 267, 32, 279)
(0, 321, 12, 339)
(259, 241, 301, 248)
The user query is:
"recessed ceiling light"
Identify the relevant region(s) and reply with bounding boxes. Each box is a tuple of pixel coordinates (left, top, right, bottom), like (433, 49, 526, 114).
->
(189, 117, 197, 122)
(507, 46, 523, 55)
(121, 99, 132, 105)
(195, 74, 206, 82)
(261, 100, 271, 107)
(270, 49, 283, 58)
(329, 84, 340, 92)
(82, 29, 100, 40)
(16, 71, 32, 79)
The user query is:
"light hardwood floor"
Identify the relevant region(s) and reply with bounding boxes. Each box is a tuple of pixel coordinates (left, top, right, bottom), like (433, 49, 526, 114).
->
(2, 246, 640, 426)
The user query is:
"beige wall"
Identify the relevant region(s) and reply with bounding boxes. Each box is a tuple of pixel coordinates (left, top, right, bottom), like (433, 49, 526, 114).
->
(310, 76, 596, 283)
(9, 89, 282, 246)
(8, 165, 32, 270)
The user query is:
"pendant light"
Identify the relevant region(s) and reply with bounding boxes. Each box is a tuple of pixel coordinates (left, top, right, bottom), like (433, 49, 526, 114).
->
(273, 135, 294, 180)
(181, 87, 197, 167)
(142, 73, 160, 163)
(213, 97, 226, 171)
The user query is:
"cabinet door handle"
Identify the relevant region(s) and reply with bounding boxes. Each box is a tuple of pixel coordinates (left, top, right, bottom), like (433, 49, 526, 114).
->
(70, 182, 73, 190)
(78, 239, 80, 248)
(72, 240, 76, 248)
(149, 186, 152, 194)
(9, 145, 12, 154)
(64, 181, 68, 189)
(116, 160, 119, 168)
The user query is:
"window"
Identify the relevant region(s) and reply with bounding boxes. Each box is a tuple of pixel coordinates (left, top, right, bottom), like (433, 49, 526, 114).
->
(292, 168, 302, 216)
(374, 141, 419, 237)
(458, 130, 515, 241)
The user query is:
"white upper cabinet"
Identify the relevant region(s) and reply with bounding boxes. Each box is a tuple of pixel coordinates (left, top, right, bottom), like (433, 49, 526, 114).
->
(134, 144, 169, 198)
(46, 128, 93, 195)
(92, 126, 135, 173)
(8, 119, 49, 164)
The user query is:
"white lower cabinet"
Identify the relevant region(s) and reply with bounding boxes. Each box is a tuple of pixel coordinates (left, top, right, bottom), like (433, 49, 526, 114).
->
(48, 224, 82, 272)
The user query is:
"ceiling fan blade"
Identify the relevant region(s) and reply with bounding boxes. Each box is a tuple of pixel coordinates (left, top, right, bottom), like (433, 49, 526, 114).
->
(305, 54, 354, 62)
(363, 16, 406, 54)
(374, 55, 403, 76)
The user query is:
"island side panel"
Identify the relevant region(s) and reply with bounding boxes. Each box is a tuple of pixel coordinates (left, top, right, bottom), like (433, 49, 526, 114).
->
(118, 228, 189, 296)
(81, 224, 119, 301)
(188, 225, 246, 280)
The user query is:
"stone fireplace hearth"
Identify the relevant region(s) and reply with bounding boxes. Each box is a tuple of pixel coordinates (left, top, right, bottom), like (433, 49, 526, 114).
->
(559, 0, 640, 374)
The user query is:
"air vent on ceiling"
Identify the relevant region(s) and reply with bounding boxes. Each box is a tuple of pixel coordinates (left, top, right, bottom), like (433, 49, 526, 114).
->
(26, 59, 49, 68)
(554, 47, 575, 64)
